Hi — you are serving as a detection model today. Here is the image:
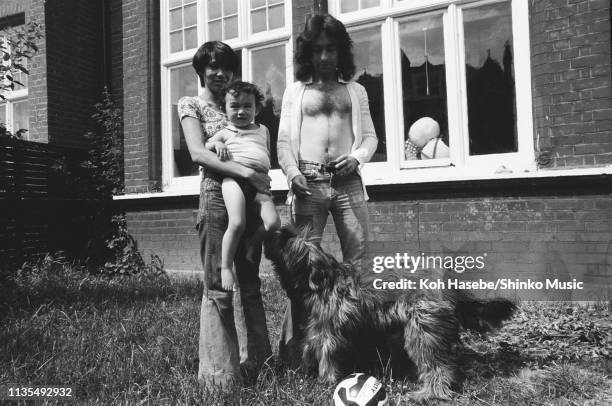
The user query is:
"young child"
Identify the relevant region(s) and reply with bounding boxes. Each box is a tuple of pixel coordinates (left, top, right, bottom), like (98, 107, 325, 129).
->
(205, 81, 281, 291)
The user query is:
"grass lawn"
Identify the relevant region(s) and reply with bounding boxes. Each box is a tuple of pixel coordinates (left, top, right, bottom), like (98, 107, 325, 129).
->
(1, 260, 611, 405)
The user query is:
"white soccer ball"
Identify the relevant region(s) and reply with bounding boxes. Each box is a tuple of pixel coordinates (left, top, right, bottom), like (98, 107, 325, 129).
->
(332, 373, 388, 406)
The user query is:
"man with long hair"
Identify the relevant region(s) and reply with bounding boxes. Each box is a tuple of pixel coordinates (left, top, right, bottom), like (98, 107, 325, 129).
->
(277, 13, 378, 364)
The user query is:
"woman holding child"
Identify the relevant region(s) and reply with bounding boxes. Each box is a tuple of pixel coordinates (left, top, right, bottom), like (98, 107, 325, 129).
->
(177, 41, 274, 388)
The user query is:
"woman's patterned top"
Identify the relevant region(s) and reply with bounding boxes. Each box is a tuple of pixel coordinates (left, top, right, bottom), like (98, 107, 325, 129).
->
(177, 95, 228, 226)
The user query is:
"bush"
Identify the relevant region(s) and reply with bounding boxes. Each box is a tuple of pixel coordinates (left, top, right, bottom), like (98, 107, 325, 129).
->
(80, 89, 162, 277)
(102, 215, 165, 278)
(82, 87, 124, 197)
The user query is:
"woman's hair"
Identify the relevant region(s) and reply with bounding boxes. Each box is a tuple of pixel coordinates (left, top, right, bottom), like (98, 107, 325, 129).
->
(192, 41, 238, 87)
(294, 14, 355, 82)
(223, 81, 265, 113)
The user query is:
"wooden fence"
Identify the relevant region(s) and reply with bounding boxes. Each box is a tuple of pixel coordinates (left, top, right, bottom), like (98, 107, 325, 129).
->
(0, 138, 108, 267)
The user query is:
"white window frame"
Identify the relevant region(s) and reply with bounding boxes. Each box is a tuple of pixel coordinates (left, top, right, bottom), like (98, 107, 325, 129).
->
(330, 0, 536, 186)
(160, 0, 292, 193)
(1, 33, 29, 138)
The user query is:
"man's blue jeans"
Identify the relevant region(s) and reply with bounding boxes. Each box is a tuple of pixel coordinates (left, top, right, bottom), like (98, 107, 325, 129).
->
(279, 163, 370, 366)
(197, 174, 272, 388)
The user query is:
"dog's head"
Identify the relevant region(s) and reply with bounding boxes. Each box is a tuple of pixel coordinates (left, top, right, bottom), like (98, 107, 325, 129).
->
(264, 224, 341, 297)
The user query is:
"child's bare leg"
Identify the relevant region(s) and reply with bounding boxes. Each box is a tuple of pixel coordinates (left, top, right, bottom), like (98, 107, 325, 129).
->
(246, 195, 280, 263)
(221, 178, 247, 291)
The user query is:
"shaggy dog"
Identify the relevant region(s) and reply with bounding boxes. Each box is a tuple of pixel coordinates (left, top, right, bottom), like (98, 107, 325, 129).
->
(264, 226, 516, 401)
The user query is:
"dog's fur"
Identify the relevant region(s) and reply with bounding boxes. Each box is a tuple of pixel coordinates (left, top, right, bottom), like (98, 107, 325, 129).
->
(264, 225, 516, 401)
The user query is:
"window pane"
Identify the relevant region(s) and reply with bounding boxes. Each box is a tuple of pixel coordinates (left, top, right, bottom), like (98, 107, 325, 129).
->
(170, 31, 183, 53)
(464, 2, 517, 155)
(341, 0, 358, 13)
(399, 15, 448, 161)
(269, 4, 284, 30)
(224, 16, 238, 39)
(251, 9, 267, 33)
(171, 66, 199, 177)
(362, 0, 380, 8)
(208, 0, 222, 20)
(252, 45, 286, 169)
(13, 100, 29, 133)
(184, 4, 197, 26)
(13, 58, 27, 89)
(269, 0, 283, 4)
(184, 27, 198, 50)
(223, 0, 238, 15)
(352, 27, 386, 162)
(208, 20, 222, 41)
(170, 8, 182, 30)
(169, 0, 182, 8)
(251, 0, 266, 7)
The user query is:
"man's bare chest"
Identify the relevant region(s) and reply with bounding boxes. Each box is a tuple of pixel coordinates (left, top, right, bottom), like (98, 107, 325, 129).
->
(302, 85, 351, 117)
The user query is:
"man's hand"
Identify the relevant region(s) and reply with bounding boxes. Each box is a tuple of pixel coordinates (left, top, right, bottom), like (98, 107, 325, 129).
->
(291, 174, 311, 197)
(329, 154, 360, 176)
(214, 142, 229, 161)
(245, 169, 272, 194)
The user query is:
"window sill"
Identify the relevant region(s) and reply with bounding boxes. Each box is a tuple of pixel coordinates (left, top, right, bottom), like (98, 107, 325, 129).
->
(114, 165, 612, 201)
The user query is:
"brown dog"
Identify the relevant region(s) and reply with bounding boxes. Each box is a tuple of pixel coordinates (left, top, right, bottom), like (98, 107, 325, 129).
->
(265, 225, 515, 401)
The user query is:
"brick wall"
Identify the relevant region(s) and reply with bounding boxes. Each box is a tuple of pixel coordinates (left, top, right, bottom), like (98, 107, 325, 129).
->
(122, 0, 611, 301)
(44, 0, 105, 149)
(1, 0, 48, 144)
(2, 0, 110, 148)
(125, 179, 611, 300)
(122, 0, 160, 194)
(530, 0, 612, 167)
(108, 0, 124, 109)
(292, 0, 323, 39)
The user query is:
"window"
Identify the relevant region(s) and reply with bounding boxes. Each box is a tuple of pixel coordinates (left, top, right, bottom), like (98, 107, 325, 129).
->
(161, 0, 291, 191)
(1, 23, 29, 138)
(329, 0, 535, 183)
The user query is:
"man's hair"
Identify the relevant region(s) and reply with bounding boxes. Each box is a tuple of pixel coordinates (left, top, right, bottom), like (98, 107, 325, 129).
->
(223, 81, 265, 112)
(192, 41, 238, 87)
(295, 14, 355, 82)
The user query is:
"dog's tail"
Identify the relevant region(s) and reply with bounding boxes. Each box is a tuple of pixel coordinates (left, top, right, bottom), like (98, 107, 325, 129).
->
(453, 291, 516, 333)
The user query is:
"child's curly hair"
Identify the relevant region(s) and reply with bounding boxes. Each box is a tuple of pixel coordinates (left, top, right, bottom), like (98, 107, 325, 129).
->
(223, 81, 265, 112)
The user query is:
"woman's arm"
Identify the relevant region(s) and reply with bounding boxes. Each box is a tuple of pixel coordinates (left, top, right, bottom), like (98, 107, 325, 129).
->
(181, 117, 270, 191)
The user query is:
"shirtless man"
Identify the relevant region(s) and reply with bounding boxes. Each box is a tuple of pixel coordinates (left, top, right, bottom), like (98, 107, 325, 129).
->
(276, 13, 378, 365)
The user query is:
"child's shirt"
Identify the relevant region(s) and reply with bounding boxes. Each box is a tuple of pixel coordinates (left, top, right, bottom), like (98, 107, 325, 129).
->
(209, 124, 271, 173)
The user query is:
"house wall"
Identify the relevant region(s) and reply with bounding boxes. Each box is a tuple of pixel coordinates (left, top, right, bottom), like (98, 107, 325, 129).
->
(1, 0, 48, 143)
(44, 0, 106, 148)
(124, 180, 611, 300)
(530, 0, 612, 167)
(122, 0, 160, 194)
(1, 0, 113, 148)
(119, 0, 611, 301)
